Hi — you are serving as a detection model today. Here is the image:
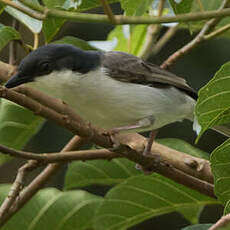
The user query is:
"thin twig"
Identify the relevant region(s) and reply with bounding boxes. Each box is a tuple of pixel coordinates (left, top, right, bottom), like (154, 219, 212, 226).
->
(161, 0, 230, 69)
(0, 0, 45, 20)
(139, 0, 166, 60)
(0, 144, 119, 162)
(208, 214, 230, 230)
(204, 23, 230, 40)
(0, 135, 85, 226)
(151, 24, 179, 55)
(0, 160, 38, 218)
(196, 0, 204, 11)
(99, 0, 116, 24)
(9, 19, 19, 65)
(33, 33, 39, 50)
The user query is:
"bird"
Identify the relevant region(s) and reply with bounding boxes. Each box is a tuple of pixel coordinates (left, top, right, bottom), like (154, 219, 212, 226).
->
(4, 43, 222, 157)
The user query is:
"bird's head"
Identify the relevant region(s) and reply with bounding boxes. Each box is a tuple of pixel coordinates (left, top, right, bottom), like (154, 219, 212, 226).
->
(5, 44, 100, 89)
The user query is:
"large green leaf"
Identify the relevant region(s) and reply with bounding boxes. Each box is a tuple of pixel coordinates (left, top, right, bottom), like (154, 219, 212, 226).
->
(178, 0, 230, 38)
(5, 0, 42, 33)
(53, 36, 97, 50)
(0, 185, 102, 230)
(107, 25, 147, 55)
(94, 174, 218, 230)
(42, 0, 66, 43)
(64, 158, 140, 190)
(169, 0, 193, 14)
(211, 138, 230, 204)
(65, 139, 209, 224)
(195, 62, 230, 139)
(120, 0, 152, 16)
(0, 2, 5, 14)
(0, 24, 20, 52)
(158, 138, 209, 159)
(43, 0, 118, 12)
(77, 0, 118, 12)
(0, 100, 43, 164)
(65, 138, 209, 189)
(42, 0, 119, 42)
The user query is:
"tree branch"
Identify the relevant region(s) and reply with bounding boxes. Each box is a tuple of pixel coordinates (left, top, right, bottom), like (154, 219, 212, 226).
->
(0, 0, 45, 20)
(208, 214, 230, 230)
(161, 0, 230, 69)
(0, 160, 38, 219)
(99, 0, 116, 24)
(9, 19, 19, 65)
(151, 24, 179, 56)
(0, 86, 213, 184)
(139, 0, 166, 60)
(0, 144, 119, 162)
(0, 135, 85, 226)
(1, 0, 230, 25)
(204, 23, 230, 40)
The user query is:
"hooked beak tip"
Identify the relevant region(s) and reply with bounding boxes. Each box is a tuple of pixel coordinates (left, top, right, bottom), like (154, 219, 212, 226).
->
(5, 73, 25, 88)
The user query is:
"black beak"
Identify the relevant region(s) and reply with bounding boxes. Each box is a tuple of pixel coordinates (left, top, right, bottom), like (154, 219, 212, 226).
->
(5, 73, 28, 88)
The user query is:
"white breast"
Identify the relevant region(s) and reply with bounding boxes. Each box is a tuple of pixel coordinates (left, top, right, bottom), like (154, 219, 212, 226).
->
(28, 68, 195, 132)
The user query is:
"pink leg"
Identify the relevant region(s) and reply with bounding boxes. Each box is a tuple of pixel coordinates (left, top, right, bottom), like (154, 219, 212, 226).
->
(143, 130, 158, 156)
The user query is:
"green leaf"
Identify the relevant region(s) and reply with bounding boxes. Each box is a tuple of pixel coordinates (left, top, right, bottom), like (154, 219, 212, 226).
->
(0, 185, 102, 230)
(179, 206, 203, 224)
(195, 62, 230, 139)
(0, 2, 5, 14)
(107, 25, 147, 55)
(53, 36, 97, 50)
(211, 138, 230, 204)
(192, 0, 221, 11)
(181, 224, 213, 230)
(77, 0, 118, 12)
(64, 158, 140, 190)
(43, 17, 66, 43)
(42, 0, 66, 43)
(0, 24, 20, 52)
(120, 0, 152, 16)
(157, 138, 209, 160)
(5, 0, 42, 33)
(94, 174, 218, 230)
(65, 138, 209, 189)
(0, 100, 43, 164)
(169, 0, 193, 14)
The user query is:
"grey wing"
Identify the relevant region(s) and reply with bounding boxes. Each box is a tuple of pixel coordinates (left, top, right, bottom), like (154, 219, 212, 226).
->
(101, 51, 197, 99)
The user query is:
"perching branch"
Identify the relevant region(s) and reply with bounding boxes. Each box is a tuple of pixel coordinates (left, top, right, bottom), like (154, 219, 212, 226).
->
(0, 86, 214, 184)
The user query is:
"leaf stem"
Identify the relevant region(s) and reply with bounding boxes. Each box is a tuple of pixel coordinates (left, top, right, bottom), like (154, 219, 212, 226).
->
(99, 0, 116, 24)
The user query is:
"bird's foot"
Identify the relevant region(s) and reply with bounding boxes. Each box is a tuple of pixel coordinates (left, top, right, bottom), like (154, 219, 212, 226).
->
(136, 130, 158, 174)
(102, 128, 121, 150)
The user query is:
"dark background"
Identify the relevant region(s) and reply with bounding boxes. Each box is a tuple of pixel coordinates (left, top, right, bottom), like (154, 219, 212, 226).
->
(0, 4, 228, 229)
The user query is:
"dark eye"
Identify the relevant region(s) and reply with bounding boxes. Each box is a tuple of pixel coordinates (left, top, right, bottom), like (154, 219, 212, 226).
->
(39, 62, 51, 74)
